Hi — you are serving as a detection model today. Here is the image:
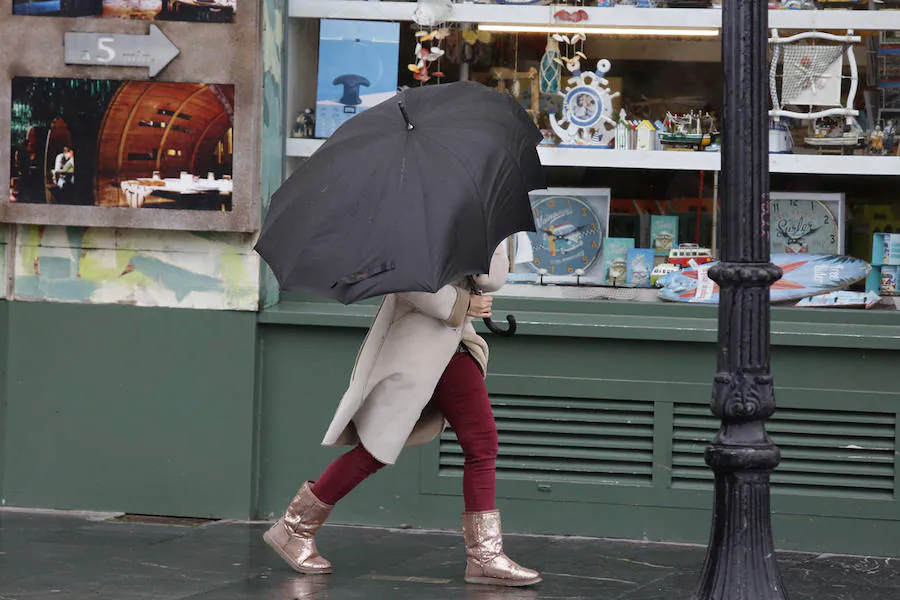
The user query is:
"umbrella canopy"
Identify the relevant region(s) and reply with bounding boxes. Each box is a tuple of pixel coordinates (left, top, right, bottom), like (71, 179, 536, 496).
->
(255, 81, 545, 305)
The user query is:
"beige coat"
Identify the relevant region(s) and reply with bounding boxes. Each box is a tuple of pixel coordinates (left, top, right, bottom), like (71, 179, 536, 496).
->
(321, 245, 510, 465)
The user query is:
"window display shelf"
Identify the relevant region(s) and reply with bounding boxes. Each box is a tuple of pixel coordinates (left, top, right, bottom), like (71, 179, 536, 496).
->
(287, 138, 900, 175)
(288, 1, 720, 28)
(770, 154, 900, 176)
(288, 0, 900, 33)
(285, 138, 322, 158)
(539, 147, 720, 170)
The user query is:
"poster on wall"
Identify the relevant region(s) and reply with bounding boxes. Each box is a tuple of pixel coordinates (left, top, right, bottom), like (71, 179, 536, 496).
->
(12, 0, 235, 22)
(9, 77, 235, 211)
(315, 19, 400, 139)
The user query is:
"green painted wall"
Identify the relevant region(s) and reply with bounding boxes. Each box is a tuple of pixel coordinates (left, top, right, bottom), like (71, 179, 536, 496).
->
(0, 302, 9, 502)
(0, 301, 257, 519)
(256, 298, 900, 557)
(1, 294, 899, 558)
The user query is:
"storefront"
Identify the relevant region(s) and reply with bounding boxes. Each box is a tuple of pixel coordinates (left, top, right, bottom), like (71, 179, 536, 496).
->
(2, 0, 900, 558)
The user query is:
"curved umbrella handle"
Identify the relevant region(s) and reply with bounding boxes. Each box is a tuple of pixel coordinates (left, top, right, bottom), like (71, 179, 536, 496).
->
(483, 314, 517, 337)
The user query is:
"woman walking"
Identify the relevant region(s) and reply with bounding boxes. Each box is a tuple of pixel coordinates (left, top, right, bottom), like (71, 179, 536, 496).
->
(264, 244, 541, 587)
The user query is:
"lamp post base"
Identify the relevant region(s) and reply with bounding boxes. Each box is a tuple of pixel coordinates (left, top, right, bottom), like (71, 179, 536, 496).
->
(692, 444, 789, 600)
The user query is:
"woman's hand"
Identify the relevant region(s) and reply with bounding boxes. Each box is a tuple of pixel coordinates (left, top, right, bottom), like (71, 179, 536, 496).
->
(467, 294, 493, 319)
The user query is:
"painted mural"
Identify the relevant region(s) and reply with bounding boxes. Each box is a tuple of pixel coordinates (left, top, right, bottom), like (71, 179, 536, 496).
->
(258, 0, 284, 308)
(14, 226, 258, 310)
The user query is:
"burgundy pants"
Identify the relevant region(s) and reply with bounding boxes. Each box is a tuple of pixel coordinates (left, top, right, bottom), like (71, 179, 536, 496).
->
(312, 352, 498, 512)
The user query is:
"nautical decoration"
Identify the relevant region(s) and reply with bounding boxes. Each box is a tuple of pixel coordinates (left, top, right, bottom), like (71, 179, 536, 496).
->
(411, 0, 452, 83)
(539, 37, 561, 94)
(658, 254, 872, 304)
(553, 8, 589, 22)
(659, 111, 718, 150)
(549, 58, 620, 147)
(768, 29, 864, 151)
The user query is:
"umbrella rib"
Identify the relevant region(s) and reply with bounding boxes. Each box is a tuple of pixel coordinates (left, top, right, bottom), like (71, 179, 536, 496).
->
(407, 132, 438, 291)
(424, 134, 491, 267)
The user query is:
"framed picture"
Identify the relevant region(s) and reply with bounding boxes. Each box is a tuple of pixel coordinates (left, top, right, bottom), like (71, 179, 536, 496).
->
(512, 187, 612, 284)
(12, 0, 236, 22)
(769, 192, 845, 255)
(315, 20, 400, 139)
(9, 78, 234, 212)
(0, 0, 262, 232)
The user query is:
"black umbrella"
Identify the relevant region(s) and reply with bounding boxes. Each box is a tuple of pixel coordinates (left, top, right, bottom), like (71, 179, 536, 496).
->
(255, 81, 545, 335)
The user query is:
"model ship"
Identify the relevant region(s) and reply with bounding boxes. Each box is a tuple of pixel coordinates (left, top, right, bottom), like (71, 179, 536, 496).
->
(658, 112, 719, 150)
(768, 29, 863, 155)
(804, 116, 864, 152)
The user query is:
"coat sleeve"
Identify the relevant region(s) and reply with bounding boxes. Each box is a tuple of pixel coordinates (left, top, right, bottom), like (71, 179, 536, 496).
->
(396, 286, 469, 328)
(472, 243, 510, 293)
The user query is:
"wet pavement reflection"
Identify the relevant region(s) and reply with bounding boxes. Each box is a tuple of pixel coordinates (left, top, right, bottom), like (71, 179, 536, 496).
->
(0, 509, 897, 599)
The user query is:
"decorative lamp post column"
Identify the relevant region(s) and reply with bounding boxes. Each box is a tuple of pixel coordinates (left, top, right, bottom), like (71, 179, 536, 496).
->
(691, 0, 788, 598)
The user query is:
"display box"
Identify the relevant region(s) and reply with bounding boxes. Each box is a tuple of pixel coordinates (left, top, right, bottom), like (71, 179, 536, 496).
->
(601, 238, 635, 285)
(881, 265, 899, 296)
(650, 215, 678, 257)
(315, 19, 400, 139)
(511, 187, 612, 285)
(626, 248, 654, 287)
(871, 232, 900, 266)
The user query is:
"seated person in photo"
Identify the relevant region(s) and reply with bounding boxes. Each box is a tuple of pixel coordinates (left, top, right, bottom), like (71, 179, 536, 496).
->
(52, 146, 71, 186)
(58, 147, 75, 188)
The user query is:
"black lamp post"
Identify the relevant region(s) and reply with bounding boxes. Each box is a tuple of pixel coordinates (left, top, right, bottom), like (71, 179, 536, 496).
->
(691, 0, 788, 598)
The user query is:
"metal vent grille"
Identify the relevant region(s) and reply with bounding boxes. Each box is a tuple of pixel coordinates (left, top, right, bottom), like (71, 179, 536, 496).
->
(672, 404, 896, 499)
(439, 395, 655, 486)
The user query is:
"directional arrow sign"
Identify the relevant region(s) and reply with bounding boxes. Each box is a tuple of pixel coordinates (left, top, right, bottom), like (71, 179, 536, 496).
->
(64, 24, 179, 78)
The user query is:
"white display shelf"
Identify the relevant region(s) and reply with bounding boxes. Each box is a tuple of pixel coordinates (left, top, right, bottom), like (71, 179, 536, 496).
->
(770, 153, 900, 176)
(289, 0, 900, 32)
(539, 147, 720, 170)
(288, 2, 719, 28)
(286, 138, 900, 175)
(285, 137, 323, 158)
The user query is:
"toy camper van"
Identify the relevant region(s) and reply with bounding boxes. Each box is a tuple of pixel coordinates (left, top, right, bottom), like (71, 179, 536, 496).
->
(668, 243, 713, 267)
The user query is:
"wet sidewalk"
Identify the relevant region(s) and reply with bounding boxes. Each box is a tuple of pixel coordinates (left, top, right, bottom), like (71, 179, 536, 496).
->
(0, 508, 897, 600)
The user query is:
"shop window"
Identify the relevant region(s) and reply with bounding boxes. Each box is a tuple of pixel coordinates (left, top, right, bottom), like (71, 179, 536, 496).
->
(282, 18, 900, 314)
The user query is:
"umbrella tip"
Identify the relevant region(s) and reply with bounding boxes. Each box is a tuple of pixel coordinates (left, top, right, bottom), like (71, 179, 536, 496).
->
(397, 100, 414, 131)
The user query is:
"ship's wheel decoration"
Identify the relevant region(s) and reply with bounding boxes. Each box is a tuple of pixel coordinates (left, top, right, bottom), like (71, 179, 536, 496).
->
(550, 58, 620, 147)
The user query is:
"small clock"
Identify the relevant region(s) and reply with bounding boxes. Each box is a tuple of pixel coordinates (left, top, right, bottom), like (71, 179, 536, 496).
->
(517, 188, 611, 283)
(769, 192, 845, 255)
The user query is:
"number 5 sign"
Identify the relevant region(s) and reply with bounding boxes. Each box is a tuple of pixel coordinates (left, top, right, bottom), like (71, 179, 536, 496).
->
(64, 24, 180, 78)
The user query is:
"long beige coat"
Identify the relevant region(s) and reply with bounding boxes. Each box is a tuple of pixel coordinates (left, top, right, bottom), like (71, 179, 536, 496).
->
(321, 245, 510, 465)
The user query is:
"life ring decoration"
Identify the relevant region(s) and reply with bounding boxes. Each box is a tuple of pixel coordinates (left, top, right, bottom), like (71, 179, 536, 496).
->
(550, 59, 620, 147)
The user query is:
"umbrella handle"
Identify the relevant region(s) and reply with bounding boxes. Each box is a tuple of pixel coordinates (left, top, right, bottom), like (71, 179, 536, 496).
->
(483, 314, 517, 337)
(468, 277, 516, 337)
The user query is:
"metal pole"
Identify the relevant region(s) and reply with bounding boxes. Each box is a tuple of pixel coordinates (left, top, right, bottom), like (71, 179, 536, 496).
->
(711, 171, 719, 258)
(691, 0, 787, 596)
(459, 24, 471, 82)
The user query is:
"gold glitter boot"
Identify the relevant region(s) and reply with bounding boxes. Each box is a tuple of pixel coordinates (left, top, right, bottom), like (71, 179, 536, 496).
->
(462, 510, 542, 587)
(263, 481, 333, 574)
